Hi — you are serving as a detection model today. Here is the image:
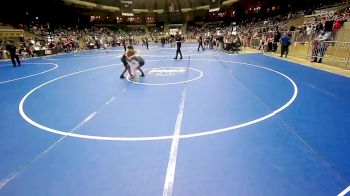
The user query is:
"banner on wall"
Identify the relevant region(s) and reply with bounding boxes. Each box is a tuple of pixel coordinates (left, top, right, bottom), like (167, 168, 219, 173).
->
(169, 28, 179, 35)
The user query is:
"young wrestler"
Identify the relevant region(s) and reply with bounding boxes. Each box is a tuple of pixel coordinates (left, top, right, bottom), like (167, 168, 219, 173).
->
(120, 46, 145, 79)
(126, 46, 145, 78)
(120, 46, 134, 79)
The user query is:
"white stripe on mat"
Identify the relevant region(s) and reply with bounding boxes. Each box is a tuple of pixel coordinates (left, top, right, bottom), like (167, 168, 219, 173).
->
(163, 88, 187, 196)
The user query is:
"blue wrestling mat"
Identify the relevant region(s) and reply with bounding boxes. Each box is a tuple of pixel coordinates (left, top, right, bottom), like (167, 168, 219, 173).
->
(0, 43, 349, 196)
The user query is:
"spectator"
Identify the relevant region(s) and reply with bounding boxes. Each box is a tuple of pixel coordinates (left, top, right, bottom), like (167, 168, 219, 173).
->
(311, 31, 332, 63)
(258, 35, 266, 53)
(333, 19, 342, 31)
(267, 35, 274, 53)
(280, 33, 291, 58)
(273, 29, 281, 52)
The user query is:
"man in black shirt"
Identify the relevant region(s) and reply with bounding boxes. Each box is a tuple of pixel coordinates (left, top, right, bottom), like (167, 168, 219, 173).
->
(174, 33, 183, 60)
(128, 34, 132, 46)
(145, 38, 149, 50)
(122, 39, 127, 51)
(273, 30, 281, 52)
(198, 35, 204, 52)
(6, 40, 21, 67)
(161, 37, 165, 47)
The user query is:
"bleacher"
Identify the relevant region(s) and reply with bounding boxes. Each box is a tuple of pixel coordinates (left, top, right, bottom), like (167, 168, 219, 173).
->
(148, 25, 164, 37)
(125, 25, 146, 36)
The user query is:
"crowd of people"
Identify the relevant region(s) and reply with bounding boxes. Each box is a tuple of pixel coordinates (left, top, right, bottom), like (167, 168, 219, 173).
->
(188, 3, 350, 59)
(0, 24, 148, 60)
(149, 26, 163, 37)
(125, 27, 146, 36)
(186, 25, 202, 39)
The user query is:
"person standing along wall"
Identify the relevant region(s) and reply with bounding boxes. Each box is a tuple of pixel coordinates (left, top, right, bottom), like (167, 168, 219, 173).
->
(311, 31, 332, 63)
(273, 29, 281, 52)
(280, 33, 291, 58)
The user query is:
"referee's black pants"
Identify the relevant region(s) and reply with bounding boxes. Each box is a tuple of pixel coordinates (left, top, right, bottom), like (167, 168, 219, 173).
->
(198, 42, 204, 51)
(10, 54, 21, 66)
(175, 47, 182, 59)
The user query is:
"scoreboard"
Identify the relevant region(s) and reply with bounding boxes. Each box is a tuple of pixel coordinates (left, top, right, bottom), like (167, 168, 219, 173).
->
(209, 0, 220, 12)
(120, 0, 133, 16)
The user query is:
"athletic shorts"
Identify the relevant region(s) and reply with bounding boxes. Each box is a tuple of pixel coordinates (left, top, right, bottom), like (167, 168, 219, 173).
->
(136, 56, 145, 66)
(121, 55, 145, 67)
(121, 55, 128, 66)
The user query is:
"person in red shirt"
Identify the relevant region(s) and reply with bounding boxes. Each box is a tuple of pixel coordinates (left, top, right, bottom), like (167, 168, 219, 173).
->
(333, 19, 342, 31)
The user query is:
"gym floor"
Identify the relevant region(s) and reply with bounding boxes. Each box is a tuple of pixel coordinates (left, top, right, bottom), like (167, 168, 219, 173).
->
(0, 44, 349, 196)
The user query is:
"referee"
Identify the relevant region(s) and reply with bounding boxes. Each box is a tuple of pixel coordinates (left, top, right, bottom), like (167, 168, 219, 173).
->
(6, 40, 21, 67)
(145, 38, 149, 50)
(174, 33, 183, 60)
(198, 35, 204, 51)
